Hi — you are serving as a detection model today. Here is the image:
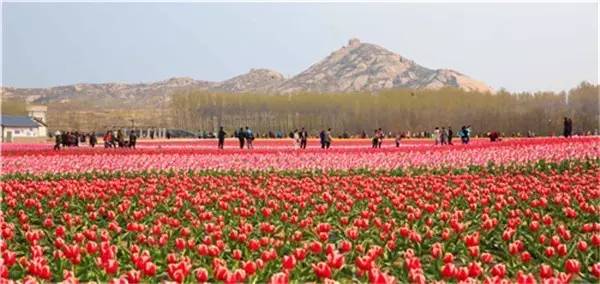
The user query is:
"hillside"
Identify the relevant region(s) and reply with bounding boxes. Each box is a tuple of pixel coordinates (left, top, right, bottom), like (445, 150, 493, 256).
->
(1, 38, 492, 108)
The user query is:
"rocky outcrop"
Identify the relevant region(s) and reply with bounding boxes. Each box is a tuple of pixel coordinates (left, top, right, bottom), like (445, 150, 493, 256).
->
(1, 78, 215, 108)
(212, 69, 285, 93)
(275, 38, 492, 93)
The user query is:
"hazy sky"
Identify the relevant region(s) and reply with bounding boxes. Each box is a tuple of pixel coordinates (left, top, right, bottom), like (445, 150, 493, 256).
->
(2, 2, 597, 92)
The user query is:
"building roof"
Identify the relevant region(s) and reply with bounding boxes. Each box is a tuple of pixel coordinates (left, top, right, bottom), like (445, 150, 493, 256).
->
(1, 115, 41, 128)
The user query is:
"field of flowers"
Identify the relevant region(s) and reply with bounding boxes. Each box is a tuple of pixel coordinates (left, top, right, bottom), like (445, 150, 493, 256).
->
(1, 137, 599, 283)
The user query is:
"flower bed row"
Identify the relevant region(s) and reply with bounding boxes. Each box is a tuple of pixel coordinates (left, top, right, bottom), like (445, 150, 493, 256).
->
(1, 166, 599, 282)
(2, 137, 598, 175)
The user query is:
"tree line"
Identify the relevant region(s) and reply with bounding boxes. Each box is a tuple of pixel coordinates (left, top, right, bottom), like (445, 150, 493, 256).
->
(3, 82, 597, 137)
(169, 82, 599, 137)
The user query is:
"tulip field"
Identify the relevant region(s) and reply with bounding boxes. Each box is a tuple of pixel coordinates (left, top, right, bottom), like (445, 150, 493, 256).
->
(1, 137, 599, 283)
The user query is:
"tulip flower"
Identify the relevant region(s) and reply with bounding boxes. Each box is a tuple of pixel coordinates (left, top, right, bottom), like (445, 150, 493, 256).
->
(1, 137, 599, 282)
(565, 259, 581, 275)
(312, 262, 332, 279)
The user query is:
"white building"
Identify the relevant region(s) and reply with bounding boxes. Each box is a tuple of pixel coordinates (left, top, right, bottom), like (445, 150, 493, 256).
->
(1, 105, 48, 142)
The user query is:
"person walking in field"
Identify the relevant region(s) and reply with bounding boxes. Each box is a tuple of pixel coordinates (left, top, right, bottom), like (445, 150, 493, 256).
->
(563, 117, 573, 138)
(292, 129, 300, 149)
(217, 126, 226, 149)
(319, 130, 326, 149)
(61, 131, 68, 147)
(395, 132, 402, 147)
(245, 126, 254, 149)
(74, 131, 80, 147)
(129, 130, 137, 149)
(372, 129, 379, 148)
(441, 127, 448, 145)
(377, 128, 384, 148)
(324, 128, 332, 149)
(117, 129, 125, 148)
(104, 131, 113, 148)
(300, 127, 308, 149)
(54, 131, 62, 150)
(465, 126, 472, 143)
(237, 127, 246, 149)
(448, 127, 454, 145)
(89, 132, 97, 148)
(459, 125, 471, 144)
(433, 127, 441, 145)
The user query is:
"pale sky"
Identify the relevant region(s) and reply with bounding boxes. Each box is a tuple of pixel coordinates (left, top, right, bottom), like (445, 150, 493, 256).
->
(2, 2, 598, 92)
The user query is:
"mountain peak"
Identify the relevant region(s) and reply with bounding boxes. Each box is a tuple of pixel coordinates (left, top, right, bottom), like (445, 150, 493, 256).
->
(276, 39, 491, 93)
(348, 38, 361, 48)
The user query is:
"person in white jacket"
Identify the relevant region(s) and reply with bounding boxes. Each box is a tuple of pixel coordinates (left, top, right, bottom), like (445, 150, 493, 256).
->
(292, 129, 300, 149)
(433, 127, 441, 145)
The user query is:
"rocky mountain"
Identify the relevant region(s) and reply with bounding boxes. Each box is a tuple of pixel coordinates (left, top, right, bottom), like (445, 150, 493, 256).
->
(1, 77, 215, 108)
(1, 39, 492, 107)
(212, 69, 285, 93)
(275, 38, 491, 93)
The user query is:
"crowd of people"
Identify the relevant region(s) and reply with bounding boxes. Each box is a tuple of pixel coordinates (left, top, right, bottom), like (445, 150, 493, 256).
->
(291, 128, 309, 149)
(51, 118, 577, 151)
(227, 126, 255, 149)
(53, 129, 136, 150)
(53, 131, 96, 150)
(102, 129, 137, 149)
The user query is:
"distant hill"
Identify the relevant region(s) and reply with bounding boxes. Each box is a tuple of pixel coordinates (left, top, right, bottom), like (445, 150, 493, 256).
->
(1, 38, 492, 108)
(1, 77, 214, 108)
(275, 38, 492, 93)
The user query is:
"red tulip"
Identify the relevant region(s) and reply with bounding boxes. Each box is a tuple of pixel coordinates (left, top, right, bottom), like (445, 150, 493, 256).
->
(431, 243, 443, 259)
(539, 264, 553, 278)
(443, 252, 454, 264)
(468, 262, 481, 278)
(125, 270, 141, 283)
(441, 263, 455, 279)
(243, 260, 257, 275)
(270, 272, 289, 284)
(312, 261, 331, 279)
(195, 268, 209, 282)
(339, 240, 352, 253)
(293, 247, 307, 261)
(143, 262, 157, 276)
(577, 240, 588, 252)
(326, 251, 345, 269)
(591, 234, 600, 247)
(248, 239, 260, 251)
(404, 257, 421, 271)
(455, 266, 469, 281)
(1, 250, 16, 267)
(368, 268, 396, 284)
(557, 244, 568, 256)
(516, 271, 535, 284)
(491, 264, 506, 278)
(591, 263, 600, 278)
(175, 238, 186, 250)
(232, 249, 242, 260)
(356, 255, 372, 271)
(564, 259, 580, 274)
(480, 252, 493, 264)
(545, 247, 555, 258)
(282, 255, 296, 270)
(309, 241, 322, 254)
